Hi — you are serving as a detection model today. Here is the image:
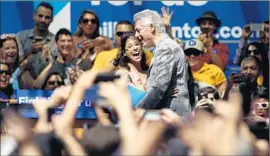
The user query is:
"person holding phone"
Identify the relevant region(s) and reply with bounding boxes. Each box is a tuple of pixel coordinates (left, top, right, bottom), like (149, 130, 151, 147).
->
(16, 2, 57, 58)
(196, 11, 229, 70)
(16, 2, 58, 80)
(234, 21, 269, 65)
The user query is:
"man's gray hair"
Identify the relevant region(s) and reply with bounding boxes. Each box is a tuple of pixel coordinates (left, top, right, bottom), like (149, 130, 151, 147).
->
(133, 9, 165, 33)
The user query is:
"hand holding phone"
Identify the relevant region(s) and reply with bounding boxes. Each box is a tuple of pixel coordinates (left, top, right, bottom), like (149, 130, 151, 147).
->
(79, 39, 95, 50)
(242, 24, 252, 39)
(31, 37, 45, 53)
(201, 27, 209, 34)
(250, 23, 264, 31)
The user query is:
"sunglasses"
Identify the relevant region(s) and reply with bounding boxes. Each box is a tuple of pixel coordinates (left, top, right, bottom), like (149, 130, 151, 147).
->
(81, 18, 97, 24)
(184, 50, 201, 56)
(255, 102, 269, 109)
(48, 81, 64, 86)
(0, 70, 10, 75)
(116, 31, 133, 37)
(248, 49, 260, 55)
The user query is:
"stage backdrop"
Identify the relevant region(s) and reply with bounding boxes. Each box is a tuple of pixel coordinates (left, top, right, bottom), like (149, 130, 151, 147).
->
(0, 1, 269, 64)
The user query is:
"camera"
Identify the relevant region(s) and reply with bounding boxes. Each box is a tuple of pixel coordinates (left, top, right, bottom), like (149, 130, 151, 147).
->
(229, 73, 252, 84)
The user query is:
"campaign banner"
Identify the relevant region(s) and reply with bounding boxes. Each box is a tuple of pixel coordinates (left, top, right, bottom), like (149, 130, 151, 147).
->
(0, 1, 268, 63)
(0, 1, 268, 64)
(15, 85, 146, 119)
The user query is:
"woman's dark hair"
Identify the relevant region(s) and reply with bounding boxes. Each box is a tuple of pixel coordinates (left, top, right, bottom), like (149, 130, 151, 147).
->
(0, 62, 13, 98)
(0, 36, 19, 71)
(253, 86, 269, 100)
(113, 33, 148, 71)
(74, 10, 100, 39)
(240, 42, 265, 63)
(41, 72, 65, 90)
(187, 63, 198, 109)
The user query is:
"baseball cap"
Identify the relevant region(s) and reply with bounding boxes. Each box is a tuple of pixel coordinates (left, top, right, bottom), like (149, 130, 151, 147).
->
(184, 39, 204, 52)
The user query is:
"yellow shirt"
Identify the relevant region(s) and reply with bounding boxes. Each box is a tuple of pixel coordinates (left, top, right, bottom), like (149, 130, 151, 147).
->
(192, 63, 226, 87)
(92, 48, 153, 72)
(257, 75, 263, 86)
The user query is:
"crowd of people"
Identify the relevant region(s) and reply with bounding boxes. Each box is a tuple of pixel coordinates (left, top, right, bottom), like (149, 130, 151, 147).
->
(0, 2, 269, 156)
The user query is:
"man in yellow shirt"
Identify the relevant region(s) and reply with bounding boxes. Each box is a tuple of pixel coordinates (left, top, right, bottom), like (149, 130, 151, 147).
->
(184, 39, 227, 94)
(92, 20, 152, 72)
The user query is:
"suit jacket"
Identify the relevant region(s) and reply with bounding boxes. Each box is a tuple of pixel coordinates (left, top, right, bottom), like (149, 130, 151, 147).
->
(137, 34, 191, 116)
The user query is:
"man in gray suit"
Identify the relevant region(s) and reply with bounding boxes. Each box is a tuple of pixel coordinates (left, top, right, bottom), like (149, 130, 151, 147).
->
(134, 9, 191, 117)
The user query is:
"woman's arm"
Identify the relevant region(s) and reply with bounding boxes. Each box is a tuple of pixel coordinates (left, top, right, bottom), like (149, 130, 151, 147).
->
(32, 62, 53, 89)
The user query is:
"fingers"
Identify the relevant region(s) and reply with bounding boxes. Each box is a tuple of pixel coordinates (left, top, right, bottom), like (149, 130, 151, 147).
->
(170, 10, 174, 16)
(81, 39, 94, 49)
(161, 7, 166, 15)
(51, 114, 61, 127)
(75, 69, 99, 89)
(115, 70, 129, 89)
(50, 85, 73, 106)
(93, 104, 112, 126)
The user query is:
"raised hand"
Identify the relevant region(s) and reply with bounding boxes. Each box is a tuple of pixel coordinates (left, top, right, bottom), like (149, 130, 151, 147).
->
(98, 71, 130, 111)
(41, 44, 53, 62)
(199, 33, 212, 49)
(242, 24, 252, 39)
(161, 7, 173, 27)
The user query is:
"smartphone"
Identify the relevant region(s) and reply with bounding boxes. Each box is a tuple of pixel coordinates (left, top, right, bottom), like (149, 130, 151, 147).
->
(250, 23, 264, 31)
(143, 111, 161, 121)
(201, 27, 209, 34)
(47, 107, 55, 122)
(34, 36, 43, 42)
(94, 73, 120, 84)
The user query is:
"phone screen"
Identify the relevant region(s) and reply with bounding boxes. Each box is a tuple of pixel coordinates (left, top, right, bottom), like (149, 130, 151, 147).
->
(201, 28, 209, 34)
(250, 23, 264, 31)
(143, 111, 161, 120)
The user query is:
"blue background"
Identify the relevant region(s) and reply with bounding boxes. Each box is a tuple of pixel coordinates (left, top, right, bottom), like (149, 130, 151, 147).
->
(0, 1, 269, 65)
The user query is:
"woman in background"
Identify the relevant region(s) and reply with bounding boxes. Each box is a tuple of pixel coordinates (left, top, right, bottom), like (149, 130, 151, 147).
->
(41, 72, 65, 90)
(0, 62, 14, 98)
(0, 34, 21, 89)
(73, 10, 101, 57)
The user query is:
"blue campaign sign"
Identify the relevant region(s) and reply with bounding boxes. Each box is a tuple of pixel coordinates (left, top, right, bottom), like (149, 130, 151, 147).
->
(15, 85, 146, 119)
(0, 1, 268, 64)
